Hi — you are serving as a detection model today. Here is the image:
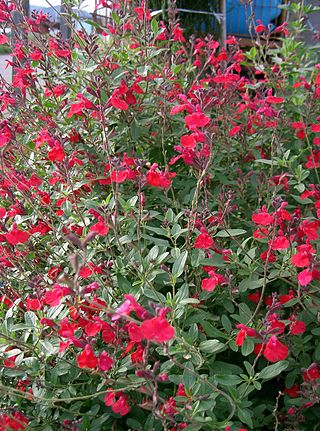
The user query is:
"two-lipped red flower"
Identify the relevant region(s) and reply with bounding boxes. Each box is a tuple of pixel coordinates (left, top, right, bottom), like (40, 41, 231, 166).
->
(5, 224, 30, 245)
(194, 228, 213, 249)
(47, 145, 65, 162)
(289, 316, 306, 335)
(140, 317, 175, 343)
(77, 344, 98, 369)
(105, 391, 130, 416)
(84, 318, 102, 336)
(292, 243, 315, 267)
(265, 96, 284, 104)
(252, 206, 274, 226)
(90, 218, 109, 236)
(185, 112, 210, 130)
(67, 94, 94, 117)
(302, 363, 320, 382)
(235, 324, 258, 346)
(284, 383, 300, 397)
(98, 351, 114, 371)
(0, 411, 29, 430)
(26, 297, 41, 310)
(297, 269, 313, 286)
(44, 286, 64, 307)
(201, 271, 224, 292)
(146, 164, 175, 188)
(269, 234, 290, 250)
(263, 335, 289, 362)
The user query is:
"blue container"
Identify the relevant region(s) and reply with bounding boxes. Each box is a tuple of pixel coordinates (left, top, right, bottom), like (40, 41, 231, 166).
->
(226, 0, 282, 35)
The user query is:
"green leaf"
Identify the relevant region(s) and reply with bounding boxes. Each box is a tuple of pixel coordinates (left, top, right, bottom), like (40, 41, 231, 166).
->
(237, 407, 253, 428)
(172, 250, 188, 278)
(215, 229, 247, 237)
(221, 315, 232, 333)
(191, 249, 205, 268)
(258, 361, 289, 380)
(183, 361, 196, 389)
(24, 311, 38, 328)
(239, 278, 264, 292)
(151, 18, 159, 34)
(200, 254, 226, 267)
(241, 337, 255, 356)
(215, 374, 243, 386)
(199, 340, 225, 354)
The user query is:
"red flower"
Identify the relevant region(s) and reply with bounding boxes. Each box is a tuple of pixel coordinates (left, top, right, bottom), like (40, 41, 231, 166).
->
(77, 344, 98, 369)
(105, 391, 130, 416)
(26, 298, 41, 310)
(48, 265, 62, 279)
(185, 112, 210, 129)
(146, 166, 173, 188)
(173, 24, 185, 42)
(194, 228, 213, 249)
(90, 219, 109, 236)
(44, 288, 63, 307)
(98, 350, 114, 371)
(58, 318, 75, 338)
(269, 235, 289, 250)
(302, 363, 320, 381)
(140, 317, 175, 343)
(265, 96, 284, 104)
(5, 225, 30, 245)
(48, 146, 65, 162)
(289, 319, 306, 335)
(235, 324, 258, 346)
(247, 291, 261, 303)
(110, 97, 128, 110)
(263, 336, 289, 362)
(284, 383, 300, 397)
(201, 272, 224, 291)
(298, 269, 313, 286)
(252, 207, 274, 226)
(0, 34, 8, 45)
(236, 329, 246, 346)
(255, 20, 266, 33)
(180, 134, 197, 149)
(2, 411, 29, 430)
(85, 319, 102, 336)
(229, 125, 241, 137)
(291, 243, 315, 268)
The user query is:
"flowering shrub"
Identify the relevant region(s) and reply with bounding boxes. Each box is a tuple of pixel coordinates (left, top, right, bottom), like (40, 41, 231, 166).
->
(0, 1, 320, 430)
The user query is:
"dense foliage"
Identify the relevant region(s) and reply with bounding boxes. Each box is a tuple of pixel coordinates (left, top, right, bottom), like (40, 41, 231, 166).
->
(0, 1, 320, 430)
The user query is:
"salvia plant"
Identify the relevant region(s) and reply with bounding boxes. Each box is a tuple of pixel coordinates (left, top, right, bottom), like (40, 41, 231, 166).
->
(0, 0, 320, 430)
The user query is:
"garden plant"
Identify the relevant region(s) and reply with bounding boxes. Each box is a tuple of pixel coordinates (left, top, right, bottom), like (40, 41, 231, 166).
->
(0, 0, 320, 430)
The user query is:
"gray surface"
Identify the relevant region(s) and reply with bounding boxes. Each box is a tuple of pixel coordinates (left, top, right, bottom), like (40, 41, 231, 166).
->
(0, 55, 12, 83)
